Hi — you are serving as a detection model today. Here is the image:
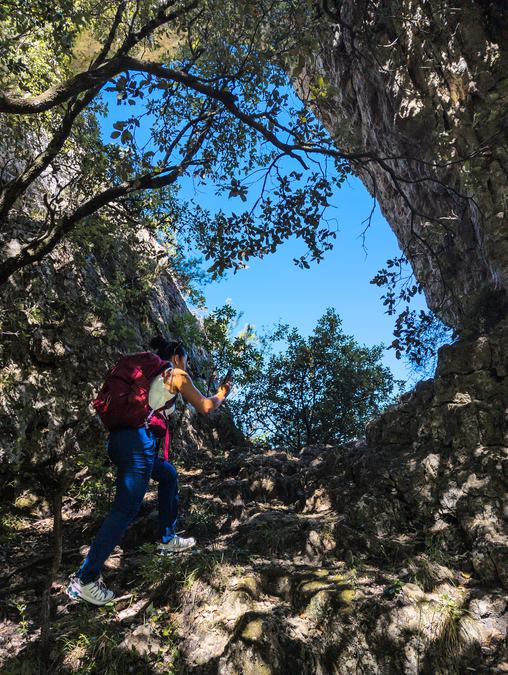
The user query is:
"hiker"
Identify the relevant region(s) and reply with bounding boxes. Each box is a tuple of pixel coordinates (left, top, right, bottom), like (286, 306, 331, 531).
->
(66, 337, 231, 606)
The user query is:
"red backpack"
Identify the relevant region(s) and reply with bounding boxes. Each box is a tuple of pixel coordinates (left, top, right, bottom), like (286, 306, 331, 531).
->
(92, 352, 176, 460)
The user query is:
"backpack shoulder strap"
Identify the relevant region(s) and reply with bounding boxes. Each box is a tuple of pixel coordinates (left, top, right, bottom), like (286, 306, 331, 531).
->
(163, 367, 179, 394)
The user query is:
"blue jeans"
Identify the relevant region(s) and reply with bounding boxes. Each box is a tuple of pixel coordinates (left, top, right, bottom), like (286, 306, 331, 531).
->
(76, 427, 179, 584)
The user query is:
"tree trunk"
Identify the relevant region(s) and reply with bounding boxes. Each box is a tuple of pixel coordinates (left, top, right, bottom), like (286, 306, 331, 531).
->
(38, 491, 63, 662)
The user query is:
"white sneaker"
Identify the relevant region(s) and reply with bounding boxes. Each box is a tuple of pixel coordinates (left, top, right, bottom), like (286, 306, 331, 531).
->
(66, 574, 115, 606)
(157, 535, 196, 555)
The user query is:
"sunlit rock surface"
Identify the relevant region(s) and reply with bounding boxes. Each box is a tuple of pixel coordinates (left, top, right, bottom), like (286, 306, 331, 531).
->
(303, 0, 508, 331)
(0, 224, 237, 471)
(1, 317, 506, 672)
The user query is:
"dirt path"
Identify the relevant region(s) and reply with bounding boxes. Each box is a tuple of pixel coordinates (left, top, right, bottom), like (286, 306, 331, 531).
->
(1, 444, 506, 673)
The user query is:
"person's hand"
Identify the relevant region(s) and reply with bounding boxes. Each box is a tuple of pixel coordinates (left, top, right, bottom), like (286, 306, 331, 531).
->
(217, 381, 231, 399)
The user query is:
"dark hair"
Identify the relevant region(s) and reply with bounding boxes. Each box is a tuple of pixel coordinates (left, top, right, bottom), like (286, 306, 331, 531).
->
(149, 336, 187, 361)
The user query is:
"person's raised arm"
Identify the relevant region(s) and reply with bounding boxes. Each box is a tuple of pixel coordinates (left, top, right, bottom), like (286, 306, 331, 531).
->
(168, 368, 230, 414)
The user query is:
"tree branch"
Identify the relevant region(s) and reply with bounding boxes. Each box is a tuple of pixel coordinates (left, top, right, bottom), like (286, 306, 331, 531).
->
(90, 0, 128, 68)
(0, 117, 212, 285)
(0, 87, 100, 221)
(0, 1, 199, 114)
(118, 0, 185, 55)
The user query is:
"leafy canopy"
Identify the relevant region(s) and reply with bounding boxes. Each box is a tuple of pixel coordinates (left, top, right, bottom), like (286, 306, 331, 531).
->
(0, 0, 352, 286)
(0, 0, 452, 370)
(192, 306, 404, 450)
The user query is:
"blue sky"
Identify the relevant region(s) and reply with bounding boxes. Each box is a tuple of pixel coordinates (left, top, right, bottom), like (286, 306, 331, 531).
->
(191, 175, 428, 389)
(99, 88, 432, 390)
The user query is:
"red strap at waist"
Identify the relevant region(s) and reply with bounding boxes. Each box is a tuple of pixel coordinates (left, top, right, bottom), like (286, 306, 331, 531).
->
(163, 427, 172, 462)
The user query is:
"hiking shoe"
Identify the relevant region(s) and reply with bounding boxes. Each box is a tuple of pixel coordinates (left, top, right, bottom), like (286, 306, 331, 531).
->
(157, 535, 196, 555)
(66, 574, 115, 606)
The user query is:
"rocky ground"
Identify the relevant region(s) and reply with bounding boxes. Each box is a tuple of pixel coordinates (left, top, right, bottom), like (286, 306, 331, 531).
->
(0, 436, 506, 674)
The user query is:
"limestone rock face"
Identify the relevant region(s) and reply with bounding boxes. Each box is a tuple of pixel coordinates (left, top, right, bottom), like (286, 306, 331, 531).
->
(0, 221, 233, 477)
(168, 320, 507, 672)
(305, 1, 508, 330)
(1, 317, 507, 672)
(361, 318, 508, 588)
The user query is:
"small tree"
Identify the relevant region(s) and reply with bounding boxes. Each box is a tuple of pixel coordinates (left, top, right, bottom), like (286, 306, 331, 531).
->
(238, 308, 404, 451)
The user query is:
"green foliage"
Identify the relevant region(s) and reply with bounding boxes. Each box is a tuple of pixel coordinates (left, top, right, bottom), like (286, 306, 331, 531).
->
(371, 255, 456, 377)
(0, 0, 84, 87)
(10, 601, 30, 637)
(171, 302, 402, 450)
(170, 302, 262, 395)
(0, 510, 29, 545)
(138, 546, 231, 596)
(153, 203, 210, 308)
(59, 625, 152, 675)
(38, 595, 184, 675)
(1, 0, 468, 393)
(2, 0, 352, 286)
(0, 364, 18, 394)
(438, 593, 469, 624)
(2, 603, 183, 675)
(68, 200, 209, 348)
(236, 308, 403, 450)
(68, 455, 114, 517)
(185, 500, 217, 536)
(429, 591, 476, 665)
